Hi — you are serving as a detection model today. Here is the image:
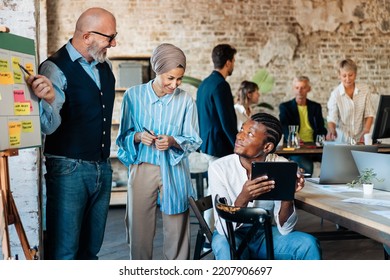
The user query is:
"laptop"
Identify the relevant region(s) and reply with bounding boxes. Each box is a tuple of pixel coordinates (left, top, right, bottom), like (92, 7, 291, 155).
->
(352, 150, 390, 192)
(306, 144, 378, 184)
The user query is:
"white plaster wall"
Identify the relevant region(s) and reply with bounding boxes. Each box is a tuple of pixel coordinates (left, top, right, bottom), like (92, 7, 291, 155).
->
(0, 0, 40, 260)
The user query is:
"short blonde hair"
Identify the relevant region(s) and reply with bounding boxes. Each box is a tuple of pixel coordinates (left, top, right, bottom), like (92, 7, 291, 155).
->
(339, 59, 357, 73)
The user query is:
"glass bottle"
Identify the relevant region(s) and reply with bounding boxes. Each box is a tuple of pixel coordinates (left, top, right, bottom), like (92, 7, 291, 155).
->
(287, 125, 300, 148)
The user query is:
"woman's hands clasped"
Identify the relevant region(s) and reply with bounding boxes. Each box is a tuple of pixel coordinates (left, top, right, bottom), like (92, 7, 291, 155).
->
(139, 131, 176, 151)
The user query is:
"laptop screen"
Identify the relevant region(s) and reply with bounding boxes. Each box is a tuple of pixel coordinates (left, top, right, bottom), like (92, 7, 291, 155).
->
(312, 144, 378, 184)
(352, 150, 390, 192)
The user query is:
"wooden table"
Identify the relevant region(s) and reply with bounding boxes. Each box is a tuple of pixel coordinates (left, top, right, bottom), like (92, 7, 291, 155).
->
(276, 144, 390, 156)
(295, 182, 390, 247)
(276, 145, 322, 156)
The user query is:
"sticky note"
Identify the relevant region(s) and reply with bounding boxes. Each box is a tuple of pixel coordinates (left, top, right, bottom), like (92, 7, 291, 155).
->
(13, 70, 23, 84)
(0, 71, 14, 84)
(13, 89, 25, 102)
(14, 102, 31, 115)
(9, 135, 21, 147)
(25, 63, 35, 75)
(22, 121, 34, 132)
(0, 58, 9, 72)
(8, 121, 22, 135)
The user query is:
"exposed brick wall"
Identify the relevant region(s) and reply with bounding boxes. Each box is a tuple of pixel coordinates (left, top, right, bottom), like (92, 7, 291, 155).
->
(43, 0, 390, 118)
(2, 0, 390, 259)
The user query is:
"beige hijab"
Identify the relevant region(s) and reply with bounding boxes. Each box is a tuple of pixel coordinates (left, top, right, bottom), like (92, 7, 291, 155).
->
(150, 43, 186, 75)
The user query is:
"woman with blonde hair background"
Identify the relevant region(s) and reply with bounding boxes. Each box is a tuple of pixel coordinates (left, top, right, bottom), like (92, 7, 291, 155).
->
(234, 80, 260, 131)
(326, 58, 375, 143)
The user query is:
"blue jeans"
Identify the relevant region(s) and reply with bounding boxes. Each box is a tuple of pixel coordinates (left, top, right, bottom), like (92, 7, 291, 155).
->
(44, 157, 112, 260)
(212, 226, 322, 260)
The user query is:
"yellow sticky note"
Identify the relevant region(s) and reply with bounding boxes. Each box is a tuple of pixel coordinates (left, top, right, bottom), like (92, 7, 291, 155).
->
(0, 58, 9, 72)
(13, 70, 23, 84)
(14, 102, 31, 115)
(22, 121, 34, 132)
(12, 57, 20, 70)
(9, 135, 21, 147)
(11, 57, 25, 83)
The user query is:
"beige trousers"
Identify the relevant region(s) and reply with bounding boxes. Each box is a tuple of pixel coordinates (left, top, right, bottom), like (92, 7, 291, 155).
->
(126, 163, 190, 260)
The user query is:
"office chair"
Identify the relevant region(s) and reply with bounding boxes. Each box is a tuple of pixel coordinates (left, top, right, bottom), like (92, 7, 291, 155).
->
(214, 195, 274, 260)
(188, 195, 214, 260)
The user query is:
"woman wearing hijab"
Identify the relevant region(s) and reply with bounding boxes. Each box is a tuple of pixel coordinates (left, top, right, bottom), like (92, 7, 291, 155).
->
(116, 43, 202, 260)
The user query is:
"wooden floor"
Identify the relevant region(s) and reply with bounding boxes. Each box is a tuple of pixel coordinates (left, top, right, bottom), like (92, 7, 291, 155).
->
(98, 205, 386, 260)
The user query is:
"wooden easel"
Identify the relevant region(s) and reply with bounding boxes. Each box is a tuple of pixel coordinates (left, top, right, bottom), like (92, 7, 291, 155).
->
(0, 149, 38, 260)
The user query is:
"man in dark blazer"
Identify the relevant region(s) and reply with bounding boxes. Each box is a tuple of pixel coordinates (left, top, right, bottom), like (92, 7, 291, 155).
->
(279, 76, 327, 175)
(195, 44, 238, 234)
(196, 44, 238, 159)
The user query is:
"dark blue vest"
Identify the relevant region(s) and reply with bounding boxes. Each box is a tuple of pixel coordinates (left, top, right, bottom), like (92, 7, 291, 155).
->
(43, 45, 115, 161)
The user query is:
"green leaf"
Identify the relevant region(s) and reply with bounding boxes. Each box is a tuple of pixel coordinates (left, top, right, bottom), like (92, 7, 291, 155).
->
(182, 76, 202, 88)
(348, 168, 384, 186)
(252, 69, 275, 94)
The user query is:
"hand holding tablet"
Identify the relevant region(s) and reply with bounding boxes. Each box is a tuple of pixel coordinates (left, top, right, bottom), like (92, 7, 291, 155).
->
(251, 161, 298, 200)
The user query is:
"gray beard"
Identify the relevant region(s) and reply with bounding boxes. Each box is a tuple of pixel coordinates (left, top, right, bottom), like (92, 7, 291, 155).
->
(88, 42, 106, 63)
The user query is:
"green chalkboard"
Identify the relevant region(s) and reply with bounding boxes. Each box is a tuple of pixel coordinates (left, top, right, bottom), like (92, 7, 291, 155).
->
(0, 32, 41, 151)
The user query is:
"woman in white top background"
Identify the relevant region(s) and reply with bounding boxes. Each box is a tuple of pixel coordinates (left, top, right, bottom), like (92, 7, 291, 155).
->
(326, 58, 375, 143)
(234, 80, 260, 131)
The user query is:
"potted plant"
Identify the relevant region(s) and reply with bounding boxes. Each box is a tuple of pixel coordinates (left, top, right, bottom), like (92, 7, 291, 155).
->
(348, 168, 384, 194)
(251, 68, 275, 111)
(183, 67, 275, 111)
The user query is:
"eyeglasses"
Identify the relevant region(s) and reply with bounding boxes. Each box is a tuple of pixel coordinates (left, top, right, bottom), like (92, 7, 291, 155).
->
(88, 31, 118, 43)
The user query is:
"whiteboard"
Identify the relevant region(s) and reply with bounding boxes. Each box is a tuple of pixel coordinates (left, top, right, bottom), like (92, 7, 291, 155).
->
(0, 33, 41, 151)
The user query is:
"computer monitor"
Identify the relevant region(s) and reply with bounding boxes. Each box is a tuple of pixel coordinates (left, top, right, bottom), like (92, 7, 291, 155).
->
(372, 95, 390, 144)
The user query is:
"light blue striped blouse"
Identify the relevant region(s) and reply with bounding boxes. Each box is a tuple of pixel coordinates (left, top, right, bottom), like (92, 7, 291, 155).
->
(116, 80, 202, 215)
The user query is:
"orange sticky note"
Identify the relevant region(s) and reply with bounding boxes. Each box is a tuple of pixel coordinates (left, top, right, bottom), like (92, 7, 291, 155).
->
(0, 71, 14, 84)
(8, 121, 22, 135)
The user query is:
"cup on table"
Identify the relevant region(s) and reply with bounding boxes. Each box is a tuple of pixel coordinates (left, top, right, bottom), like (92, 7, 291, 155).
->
(364, 133, 373, 145)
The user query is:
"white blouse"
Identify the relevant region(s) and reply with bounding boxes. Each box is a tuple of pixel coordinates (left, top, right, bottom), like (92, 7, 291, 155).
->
(234, 103, 250, 131)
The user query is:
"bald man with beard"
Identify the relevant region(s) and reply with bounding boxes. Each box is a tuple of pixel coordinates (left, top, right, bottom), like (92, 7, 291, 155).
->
(29, 7, 117, 259)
